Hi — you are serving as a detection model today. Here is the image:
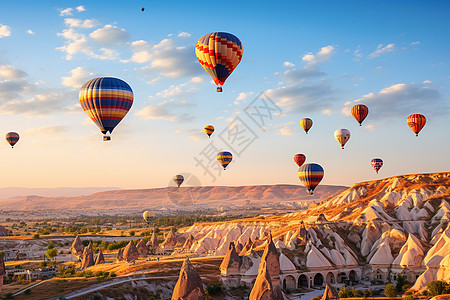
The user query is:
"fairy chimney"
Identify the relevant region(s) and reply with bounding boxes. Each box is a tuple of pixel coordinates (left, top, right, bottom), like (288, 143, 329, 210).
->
(0, 226, 8, 236)
(71, 235, 84, 260)
(161, 228, 178, 250)
(321, 284, 339, 300)
(171, 257, 205, 300)
(116, 248, 124, 262)
(94, 249, 105, 265)
(219, 242, 242, 275)
(239, 237, 253, 256)
(236, 242, 244, 254)
(80, 242, 95, 269)
(147, 231, 159, 253)
(249, 260, 284, 300)
(122, 241, 139, 262)
(182, 234, 194, 251)
(136, 239, 148, 255)
(259, 233, 280, 286)
(0, 251, 5, 294)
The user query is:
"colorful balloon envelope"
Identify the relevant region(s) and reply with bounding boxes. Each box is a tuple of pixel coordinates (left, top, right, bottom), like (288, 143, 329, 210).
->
(204, 125, 215, 138)
(334, 129, 351, 149)
(294, 154, 306, 168)
(371, 158, 383, 174)
(298, 163, 324, 195)
(195, 32, 243, 92)
(407, 114, 426, 137)
(351, 104, 369, 126)
(5, 132, 19, 148)
(173, 175, 184, 187)
(300, 118, 313, 134)
(143, 211, 155, 223)
(217, 151, 233, 170)
(79, 77, 133, 141)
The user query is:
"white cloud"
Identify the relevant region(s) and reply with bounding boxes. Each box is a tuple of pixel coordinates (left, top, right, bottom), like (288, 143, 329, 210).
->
(277, 122, 296, 136)
(368, 43, 395, 59)
(342, 82, 447, 119)
(89, 25, 129, 45)
(178, 32, 191, 37)
(62, 67, 95, 88)
(64, 18, 98, 28)
(135, 100, 194, 122)
(283, 61, 295, 67)
(76, 6, 86, 12)
(302, 45, 335, 64)
(0, 24, 11, 38)
(364, 124, 376, 131)
(59, 8, 73, 16)
(234, 92, 254, 105)
(26, 29, 35, 35)
(0, 65, 27, 80)
(279, 65, 326, 85)
(410, 41, 420, 46)
(353, 46, 362, 61)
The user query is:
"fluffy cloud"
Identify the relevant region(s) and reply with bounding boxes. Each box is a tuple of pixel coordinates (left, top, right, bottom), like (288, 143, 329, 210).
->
(76, 6, 86, 12)
(156, 78, 200, 98)
(62, 67, 95, 88)
(89, 25, 129, 45)
(0, 24, 11, 38)
(178, 32, 191, 37)
(277, 122, 296, 136)
(283, 61, 295, 67)
(342, 81, 447, 119)
(302, 45, 335, 64)
(368, 43, 395, 59)
(59, 8, 73, 16)
(26, 29, 35, 35)
(234, 92, 254, 105)
(278, 65, 326, 85)
(64, 18, 98, 28)
(135, 100, 194, 122)
(0, 65, 27, 80)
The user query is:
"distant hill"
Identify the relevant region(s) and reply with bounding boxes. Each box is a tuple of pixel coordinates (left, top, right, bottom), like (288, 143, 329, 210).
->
(0, 187, 122, 200)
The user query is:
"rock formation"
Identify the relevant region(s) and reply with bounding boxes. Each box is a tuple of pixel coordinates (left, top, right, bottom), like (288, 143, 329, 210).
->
(240, 237, 253, 256)
(147, 231, 159, 253)
(95, 249, 105, 265)
(0, 251, 5, 294)
(321, 284, 339, 300)
(172, 257, 205, 300)
(182, 234, 194, 251)
(80, 242, 94, 270)
(161, 228, 178, 250)
(0, 225, 8, 236)
(136, 239, 148, 256)
(116, 248, 124, 262)
(122, 241, 139, 263)
(259, 234, 280, 285)
(249, 260, 284, 300)
(220, 242, 242, 275)
(71, 235, 84, 260)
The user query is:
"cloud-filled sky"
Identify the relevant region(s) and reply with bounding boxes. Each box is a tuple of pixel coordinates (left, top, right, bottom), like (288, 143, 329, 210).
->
(0, 1, 449, 190)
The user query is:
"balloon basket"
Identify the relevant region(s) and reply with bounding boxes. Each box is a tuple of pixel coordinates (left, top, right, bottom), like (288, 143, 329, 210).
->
(217, 86, 223, 92)
(103, 136, 111, 141)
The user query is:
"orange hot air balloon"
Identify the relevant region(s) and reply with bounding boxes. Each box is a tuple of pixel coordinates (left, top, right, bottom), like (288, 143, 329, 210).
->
(300, 118, 313, 134)
(293, 154, 306, 168)
(407, 114, 426, 137)
(351, 104, 369, 126)
(5, 132, 19, 148)
(204, 125, 214, 138)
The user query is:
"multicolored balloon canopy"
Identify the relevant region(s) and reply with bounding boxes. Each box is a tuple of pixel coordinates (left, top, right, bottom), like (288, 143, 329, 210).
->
(300, 118, 313, 134)
(351, 104, 369, 126)
(334, 129, 351, 149)
(294, 154, 306, 168)
(204, 125, 215, 138)
(195, 32, 243, 92)
(298, 163, 324, 195)
(79, 77, 133, 140)
(173, 175, 184, 187)
(5, 132, 19, 148)
(371, 158, 383, 174)
(143, 211, 155, 223)
(407, 114, 426, 137)
(217, 151, 233, 170)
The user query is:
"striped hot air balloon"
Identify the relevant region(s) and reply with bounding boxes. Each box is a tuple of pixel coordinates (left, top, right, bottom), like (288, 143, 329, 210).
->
(173, 175, 184, 187)
(217, 151, 233, 170)
(5, 132, 19, 148)
(371, 158, 383, 174)
(334, 129, 351, 149)
(407, 114, 426, 137)
(195, 32, 243, 92)
(204, 125, 215, 138)
(351, 104, 369, 126)
(298, 163, 324, 195)
(79, 77, 133, 141)
(294, 154, 306, 168)
(300, 118, 313, 134)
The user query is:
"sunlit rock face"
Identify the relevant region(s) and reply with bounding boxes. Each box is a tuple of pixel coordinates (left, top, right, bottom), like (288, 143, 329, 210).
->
(172, 257, 205, 300)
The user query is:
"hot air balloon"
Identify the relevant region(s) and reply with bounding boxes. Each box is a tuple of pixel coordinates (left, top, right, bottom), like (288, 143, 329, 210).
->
(217, 151, 232, 170)
(294, 154, 306, 168)
(407, 114, 426, 137)
(371, 158, 383, 174)
(298, 163, 324, 195)
(173, 175, 184, 187)
(300, 118, 313, 134)
(79, 77, 133, 141)
(351, 104, 369, 126)
(141, 7, 145, 12)
(195, 32, 243, 92)
(5, 132, 19, 148)
(143, 211, 155, 223)
(204, 125, 215, 138)
(334, 129, 351, 149)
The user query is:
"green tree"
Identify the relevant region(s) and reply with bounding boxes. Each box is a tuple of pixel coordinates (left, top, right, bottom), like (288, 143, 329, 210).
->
(48, 241, 54, 249)
(396, 274, 410, 292)
(384, 283, 397, 298)
(46, 248, 58, 260)
(427, 280, 449, 296)
(33, 233, 40, 239)
(338, 286, 351, 298)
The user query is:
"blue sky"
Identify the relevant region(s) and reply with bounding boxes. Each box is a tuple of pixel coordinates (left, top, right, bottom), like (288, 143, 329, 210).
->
(0, 0, 449, 189)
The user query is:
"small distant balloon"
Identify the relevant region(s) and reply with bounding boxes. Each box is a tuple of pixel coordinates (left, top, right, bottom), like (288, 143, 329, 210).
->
(351, 104, 369, 126)
(371, 158, 383, 174)
(407, 114, 426, 137)
(334, 129, 351, 149)
(141, 7, 145, 11)
(173, 175, 184, 187)
(143, 211, 155, 223)
(5, 132, 19, 148)
(298, 163, 324, 195)
(217, 151, 232, 170)
(293, 154, 306, 168)
(204, 125, 215, 138)
(300, 118, 313, 134)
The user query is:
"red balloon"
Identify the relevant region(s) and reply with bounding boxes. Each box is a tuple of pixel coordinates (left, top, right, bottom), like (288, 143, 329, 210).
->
(351, 104, 369, 126)
(293, 154, 306, 168)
